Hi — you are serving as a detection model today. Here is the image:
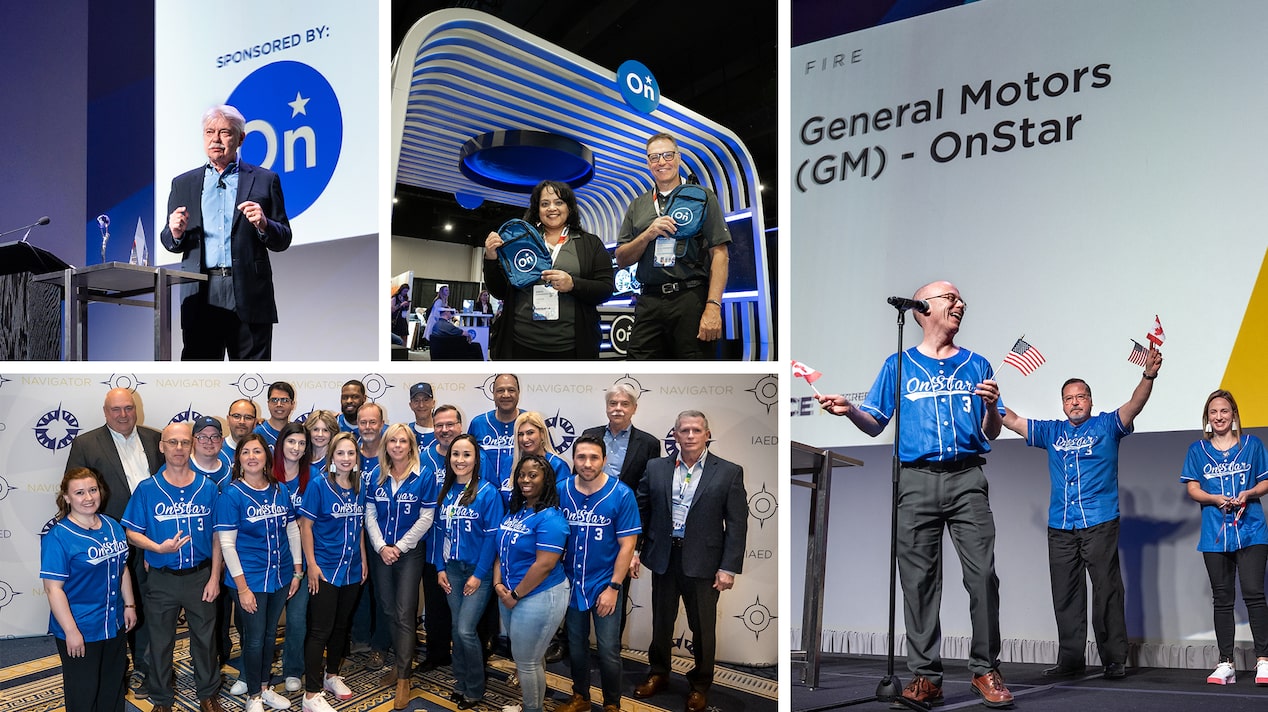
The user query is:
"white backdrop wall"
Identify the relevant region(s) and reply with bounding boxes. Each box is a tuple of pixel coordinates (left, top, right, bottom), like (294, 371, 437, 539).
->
(0, 371, 778, 666)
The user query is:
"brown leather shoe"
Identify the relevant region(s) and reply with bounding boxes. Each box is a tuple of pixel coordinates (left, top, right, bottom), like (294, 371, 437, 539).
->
(380, 667, 399, 686)
(602, 705, 620, 712)
(200, 698, 226, 712)
(394, 678, 411, 710)
(890, 676, 942, 709)
(633, 674, 668, 699)
(685, 690, 707, 712)
(557, 693, 592, 712)
(971, 670, 1014, 708)
(150, 706, 171, 712)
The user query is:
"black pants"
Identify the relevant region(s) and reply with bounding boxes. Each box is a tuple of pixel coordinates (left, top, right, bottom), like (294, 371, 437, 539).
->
(305, 580, 361, 693)
(125, 550, 151, 684)
(648, 545, 719, 693)
(1048, 519, 1128, 666)
(627, 286, 711, 360)
(421, 561, 453, 664)
(1204, 544, 1268, 660)
(180, 296, 272, 361)
(57, 633, 127, 712)
(144, 565, 219, 705)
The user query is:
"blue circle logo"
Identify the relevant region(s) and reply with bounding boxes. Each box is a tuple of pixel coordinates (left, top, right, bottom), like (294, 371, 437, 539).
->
(514, 248, 538, 272)
(34, 405, 80, 451)
(544, 411, 577, 454)
(227, 60, 343, 219)
(617, 60, 660, 115)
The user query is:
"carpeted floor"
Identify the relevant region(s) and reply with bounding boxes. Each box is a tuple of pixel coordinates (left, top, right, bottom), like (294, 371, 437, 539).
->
(1, 628, 776, 712)
(792, 654, 1268, 712)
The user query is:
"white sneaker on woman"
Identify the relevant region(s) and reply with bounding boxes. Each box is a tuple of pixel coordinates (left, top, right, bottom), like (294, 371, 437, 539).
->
(246, 697, 265, 712)
(285, 677, 302, 693)
(1256, 659, 1268, 686)
(323, 675, 353, 700)
(302, 694, 336, 712)
(1207, 661, 1236, 685)
(261, 688, 293, 710)
(230, 679, 249, 695)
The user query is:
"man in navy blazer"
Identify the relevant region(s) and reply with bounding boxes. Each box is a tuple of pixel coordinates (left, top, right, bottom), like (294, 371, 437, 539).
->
(632, 410, 747, 712)
(63, 387, 163, 696)
(581, 383, 662, 495)
(160, 104, 291, 360)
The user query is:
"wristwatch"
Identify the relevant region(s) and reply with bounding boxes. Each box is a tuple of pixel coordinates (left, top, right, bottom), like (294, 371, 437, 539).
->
(510, 589, 521, 601)
(607, 581, 623, 592)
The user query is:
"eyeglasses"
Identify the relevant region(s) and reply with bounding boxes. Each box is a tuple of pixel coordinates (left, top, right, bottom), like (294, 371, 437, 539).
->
(163, 439, 193, 448)
(194, 434, 223, 443)
(1062, 394, 1091, 404)
(647, 151, 677, 163)
(228, 413, 255, 421)
(268, 397, 293, 405)
(929, 293, 967, 308)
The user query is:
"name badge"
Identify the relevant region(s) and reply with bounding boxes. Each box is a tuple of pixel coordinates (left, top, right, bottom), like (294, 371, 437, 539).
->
(654, 236, 677, 267)
(532, 284, 559, 320)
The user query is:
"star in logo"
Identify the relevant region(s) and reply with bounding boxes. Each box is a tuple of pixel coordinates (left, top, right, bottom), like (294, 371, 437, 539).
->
(0, 474, 16, 502)
(0, 580, 19, 610)
(101, 374, 145, 391)
(233, 373, 268, 399)
(34, 404, 80, 451)
(288, 91, 310, 117)
(735, 596, 776, 640)
(748, 482, 778, 528)
(747, 375, 779, 414)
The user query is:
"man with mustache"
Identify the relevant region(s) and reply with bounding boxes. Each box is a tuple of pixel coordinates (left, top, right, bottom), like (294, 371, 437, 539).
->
(160, 104, 291, 361)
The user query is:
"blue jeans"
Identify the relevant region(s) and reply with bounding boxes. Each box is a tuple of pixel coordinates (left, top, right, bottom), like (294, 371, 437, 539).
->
(233, 587, 289, 694)
(282, 578, 310, 679)
(371, 545, 426, 674)
(501, 579, 570, 712)
(445, 560, 493, 700)
(566, 591, 624, 706)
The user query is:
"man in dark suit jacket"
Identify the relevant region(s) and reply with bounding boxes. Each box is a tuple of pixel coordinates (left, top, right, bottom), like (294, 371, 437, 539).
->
(632, 410, 747, 712)
(581, 383, 662, 495)
(64, 387, 163, 695)
(160, 104, 291, 361)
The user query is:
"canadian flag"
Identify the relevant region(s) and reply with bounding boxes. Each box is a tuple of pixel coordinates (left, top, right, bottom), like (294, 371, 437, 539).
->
(1146, 315, 1165, 347)
(791, 360, 822, 383)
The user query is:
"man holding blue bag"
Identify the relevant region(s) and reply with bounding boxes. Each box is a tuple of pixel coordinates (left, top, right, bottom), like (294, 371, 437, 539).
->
(615, 133, 731, 360)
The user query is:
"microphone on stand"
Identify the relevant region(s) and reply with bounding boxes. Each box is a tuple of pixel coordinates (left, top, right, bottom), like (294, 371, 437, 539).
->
(97, 214, 111, 263)
(0, 215, 52, 242)
(887, 296, 930, 315)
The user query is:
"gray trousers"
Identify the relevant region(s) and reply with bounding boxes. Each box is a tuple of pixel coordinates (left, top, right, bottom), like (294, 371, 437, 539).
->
(896, 463, 1001, 685)
(144, 564, 220, 704)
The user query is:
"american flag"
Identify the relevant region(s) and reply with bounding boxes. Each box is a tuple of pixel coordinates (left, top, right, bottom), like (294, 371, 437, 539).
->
(791, 360, 822, 384)
(1146, 315, 1166, 347)
(1002, 337, 1046, 376)
(1127, 340, 1148, 367)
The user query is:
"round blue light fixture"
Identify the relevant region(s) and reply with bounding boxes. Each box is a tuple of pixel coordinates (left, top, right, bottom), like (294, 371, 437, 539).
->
(458, 130, 595, 193)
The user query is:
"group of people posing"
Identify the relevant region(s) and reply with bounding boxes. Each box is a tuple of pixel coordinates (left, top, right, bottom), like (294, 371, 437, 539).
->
(817, 279, 1268, 709)
(43, 375, 749, 712)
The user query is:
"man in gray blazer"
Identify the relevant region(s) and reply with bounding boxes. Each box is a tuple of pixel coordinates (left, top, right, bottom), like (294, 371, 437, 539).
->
(632, 410, 747, 712)
(64, 387, 163, 696)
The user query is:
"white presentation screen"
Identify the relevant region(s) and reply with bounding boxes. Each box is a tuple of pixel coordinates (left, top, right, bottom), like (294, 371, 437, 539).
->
(154, 2, 378, 250)
(791, 0, 1268, 447)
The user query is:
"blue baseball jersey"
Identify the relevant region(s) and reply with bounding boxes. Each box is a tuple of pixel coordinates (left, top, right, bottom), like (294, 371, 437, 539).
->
(365, 468, 440, 547)
(298, 474, 367, 586)
(468, 411, 522, 501)
(435, 478, 503, 580)
(544, 452, 572, 486)
(189, 457, 232, 491)
(214, 479, 296, 593)
(1180, 434, 1268, 552)
(1027, 410, 1131, 529)
(254, 421, 283, 448)
(359, 452, 380, 477)
(558, 476, 641, 610)
(121, 472, 218, 570)
(337, 413, 359, 438)
(412, 423, 437, 451)
(497, 506, 569, 597)
(860, 346, 1004, 463)
(40, 515, 130, 642)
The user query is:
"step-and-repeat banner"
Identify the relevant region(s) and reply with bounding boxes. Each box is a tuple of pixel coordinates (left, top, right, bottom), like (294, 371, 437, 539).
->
(0, 372, 778, 665)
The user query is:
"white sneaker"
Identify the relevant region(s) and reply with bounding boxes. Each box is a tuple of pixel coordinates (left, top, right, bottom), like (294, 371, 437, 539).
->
(246, 697, 265, 712)
(323, 675, 353, 700)
(302, 694, 336, 712)
(285, 677, 302, 693)
(230, 679, 249, 695)
(261, 688, 293, 710)
(502, 705, 523, 712)
(1207, 661, 1236, 685)
(1257, 659, 1268, 686)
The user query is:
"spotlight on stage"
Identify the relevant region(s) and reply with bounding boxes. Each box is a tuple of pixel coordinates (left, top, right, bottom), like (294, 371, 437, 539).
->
(458, 130, 595, 193)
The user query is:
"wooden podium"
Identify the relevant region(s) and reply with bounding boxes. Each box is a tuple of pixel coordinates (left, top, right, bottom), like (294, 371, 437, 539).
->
(31, 262, 206, 361)
(791, 440, 863, 688)
(0, 241, 71, 360)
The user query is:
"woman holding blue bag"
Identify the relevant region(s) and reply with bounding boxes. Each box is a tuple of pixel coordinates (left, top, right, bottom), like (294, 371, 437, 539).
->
(483, 179, 614, 360)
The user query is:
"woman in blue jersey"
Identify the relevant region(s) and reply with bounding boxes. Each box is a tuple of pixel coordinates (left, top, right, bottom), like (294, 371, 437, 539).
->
(514, 412, 571, 486)
(298, 431, 368, 712)
(216, 433, 302, 712)
(40, 467, 136, 712)
(1181, 390, 1268, 686)
(436, 433, 504, 709)
(304, 410, 339, 472)
(493, 454, 571, 712)
(365, 423, 438, 709)
(274, 421, 315, 693)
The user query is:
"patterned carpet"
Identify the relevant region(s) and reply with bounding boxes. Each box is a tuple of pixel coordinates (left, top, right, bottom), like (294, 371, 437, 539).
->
(0, 626, 777, 712)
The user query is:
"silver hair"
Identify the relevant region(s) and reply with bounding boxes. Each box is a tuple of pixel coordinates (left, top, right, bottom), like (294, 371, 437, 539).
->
(604, 382, 640, 405)
(202, 105, 246, 139)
